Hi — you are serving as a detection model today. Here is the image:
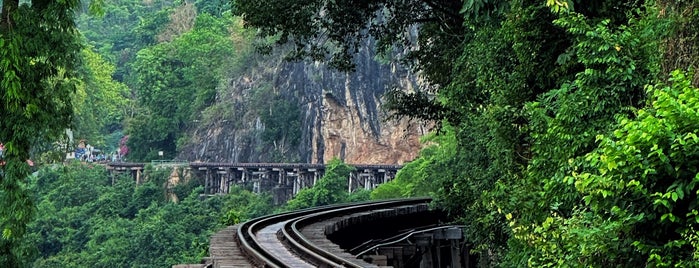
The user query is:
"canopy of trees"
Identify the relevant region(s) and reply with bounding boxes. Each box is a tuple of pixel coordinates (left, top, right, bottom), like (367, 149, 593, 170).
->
(235, 0, 699, 266)
(3, 0, 699, 266)
(74, 0, 259, 162)
(126, 11, 252, 160)
(26, 163, 273, 267)
(0, 0, 100, 265)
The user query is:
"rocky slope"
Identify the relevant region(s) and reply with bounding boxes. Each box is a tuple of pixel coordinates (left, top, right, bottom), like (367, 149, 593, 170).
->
(179, 42, 428, 164)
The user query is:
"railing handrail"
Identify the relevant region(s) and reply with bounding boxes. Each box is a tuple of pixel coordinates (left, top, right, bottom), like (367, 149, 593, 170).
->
(150, 160, 190, 166)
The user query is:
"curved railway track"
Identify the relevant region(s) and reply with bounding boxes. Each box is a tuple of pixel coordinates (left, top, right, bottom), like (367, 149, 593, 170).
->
(236, 198, 432, 268)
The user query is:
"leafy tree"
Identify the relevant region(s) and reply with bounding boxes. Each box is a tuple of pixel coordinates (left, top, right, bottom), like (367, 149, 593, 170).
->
(515, 70, 699, 267)
(286, 158, 358, 210)
(0, 0, 101, 265)
(76, 0, 172, 82)
(27, 163, 276, 267)
(127, 11, 251, 161)
(72, 48, 131, 151)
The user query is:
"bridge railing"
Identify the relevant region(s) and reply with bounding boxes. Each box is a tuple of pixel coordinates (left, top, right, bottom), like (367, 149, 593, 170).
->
(150, 160, 190, 166)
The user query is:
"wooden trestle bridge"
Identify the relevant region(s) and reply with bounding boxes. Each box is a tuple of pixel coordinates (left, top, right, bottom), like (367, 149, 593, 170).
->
(175, 198, 473, 268)
(106, 162, 401, 204)
(105, 163, 474, 267)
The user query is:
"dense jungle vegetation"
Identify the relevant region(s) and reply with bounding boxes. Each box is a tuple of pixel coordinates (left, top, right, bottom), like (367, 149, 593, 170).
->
(1, 0, 699, 267)
(0, 0, 267, 266)
(22, 159, 359, 267)
(27, 163, 274, 267)
(235, 0, 699, 266)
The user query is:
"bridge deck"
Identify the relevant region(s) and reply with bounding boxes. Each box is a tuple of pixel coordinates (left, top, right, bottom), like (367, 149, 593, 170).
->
(256, 221, 316, 268)
(205, 225, 253, 268)
(108, 162, 402, 170)
(301, 216, 379, 268)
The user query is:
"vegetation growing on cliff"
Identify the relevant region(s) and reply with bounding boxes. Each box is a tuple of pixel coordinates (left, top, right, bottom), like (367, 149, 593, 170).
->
(75, 0, 304, 162)
(125, 10, 254, 160)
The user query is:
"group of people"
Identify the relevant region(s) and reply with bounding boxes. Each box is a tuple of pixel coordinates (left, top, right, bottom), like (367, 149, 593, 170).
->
(74, 141, 122, 163)
(0, 140, 123, 166)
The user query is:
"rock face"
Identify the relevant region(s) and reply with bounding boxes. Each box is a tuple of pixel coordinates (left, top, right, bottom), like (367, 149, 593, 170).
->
(179, 42, 427, 164)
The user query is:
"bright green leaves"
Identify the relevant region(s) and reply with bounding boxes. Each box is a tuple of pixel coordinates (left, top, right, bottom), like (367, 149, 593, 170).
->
(126, 11, 247, 161)
(552, 71, 699, 266)
(1, 0, 83, 265)
(1, 228, 10, 240)
(286, 158, 359, 210)
(25, 163, 274, 267)
(522, 4, 660, 240)
(517, 206, 643, 267)
(545, 0, 573, 14)
(70, 48, 131, 152)
(372, 126, 459, 200)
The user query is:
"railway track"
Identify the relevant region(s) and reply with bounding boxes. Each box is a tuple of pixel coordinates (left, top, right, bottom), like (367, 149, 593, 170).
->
(236, 198, 433, 268)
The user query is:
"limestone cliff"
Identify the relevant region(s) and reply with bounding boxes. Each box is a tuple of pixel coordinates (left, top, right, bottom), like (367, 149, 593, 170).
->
(179, 43, 427, 165)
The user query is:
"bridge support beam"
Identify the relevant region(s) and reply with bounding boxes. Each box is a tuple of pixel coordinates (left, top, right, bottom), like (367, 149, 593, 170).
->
(415, 228, 466, 268)
(108, 162, 401, 204)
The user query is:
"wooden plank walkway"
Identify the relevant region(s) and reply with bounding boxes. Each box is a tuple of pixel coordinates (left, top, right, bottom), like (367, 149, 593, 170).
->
(301, 216, 380, 268)
(204, 225, 254, 268)
(256, 221, 316, 268)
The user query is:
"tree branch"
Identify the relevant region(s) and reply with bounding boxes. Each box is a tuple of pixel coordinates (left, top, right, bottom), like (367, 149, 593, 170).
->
(420, 0, 463, 22)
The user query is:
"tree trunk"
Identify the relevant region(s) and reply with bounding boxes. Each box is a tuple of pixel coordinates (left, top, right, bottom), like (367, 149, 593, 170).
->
(0, 0, 18, 31)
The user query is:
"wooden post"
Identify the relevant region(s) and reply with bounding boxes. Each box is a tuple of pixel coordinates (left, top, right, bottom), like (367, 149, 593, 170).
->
(134, 168, 142, 185)
(205, 168, 211, 194)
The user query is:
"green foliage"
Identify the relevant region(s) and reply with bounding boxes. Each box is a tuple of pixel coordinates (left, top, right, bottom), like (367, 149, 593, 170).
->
(516, 70, 699, 267)
(286, 158, 357, 210)
(219, 186, 275, 224)
(26, 163, 275, 267)
(260, 97, 302, 161)
(509, 2, 665, 251)
(348, 188, 372, 203)
(126, 11, 252, 161)
(76, 0, 173, 81)
(72, 48, 131, 150)
(371, 128, 459, 200)
(1, 0, 90, 264)
(366, 0, 676, 266)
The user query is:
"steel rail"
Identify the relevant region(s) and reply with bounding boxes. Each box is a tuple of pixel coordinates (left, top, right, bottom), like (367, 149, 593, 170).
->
(353, 225, 465, 256)
(237, 198, 431, 267)
(238, 201, 391, 267)
(283, 198, 432, 267)
(237, 204, 357, 267)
